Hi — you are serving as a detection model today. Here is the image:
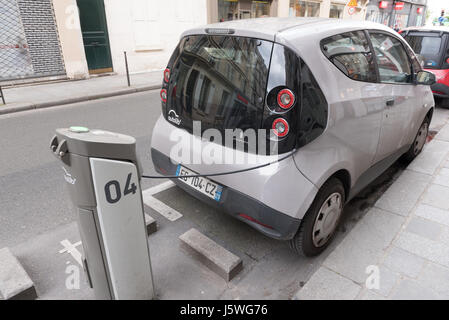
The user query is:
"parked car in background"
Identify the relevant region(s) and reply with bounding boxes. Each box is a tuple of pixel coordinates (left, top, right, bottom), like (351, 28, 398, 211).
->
(400, 26, 449, 102)
(152, 18, 436, 257)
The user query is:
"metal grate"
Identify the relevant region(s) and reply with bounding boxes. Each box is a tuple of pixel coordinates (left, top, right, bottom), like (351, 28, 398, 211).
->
(0, 0, 34, 81)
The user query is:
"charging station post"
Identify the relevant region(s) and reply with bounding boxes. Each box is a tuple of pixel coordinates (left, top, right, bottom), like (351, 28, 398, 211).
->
(51, 127, 154, 300)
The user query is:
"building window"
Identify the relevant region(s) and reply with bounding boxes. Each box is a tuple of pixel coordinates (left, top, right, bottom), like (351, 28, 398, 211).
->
(251, 1, 270, 18)
(289, 0, 321, 17)
(329, 4, 345, 19)
(218, 0, 271, 22)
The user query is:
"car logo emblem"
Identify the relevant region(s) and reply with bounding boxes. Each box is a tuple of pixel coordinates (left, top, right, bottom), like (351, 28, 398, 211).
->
(168, 110, 181, 125)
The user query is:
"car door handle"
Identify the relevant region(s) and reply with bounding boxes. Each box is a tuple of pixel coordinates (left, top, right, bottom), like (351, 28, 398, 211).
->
(386, 99, 395, 107)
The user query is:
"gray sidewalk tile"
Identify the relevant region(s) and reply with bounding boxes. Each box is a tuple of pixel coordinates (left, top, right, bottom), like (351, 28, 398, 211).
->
(421, 184, 449, 211)
(395, 231, 449, 268)
(373, 266, 400, 297)
(375, 170, 431, 216)
(407, 140, 449, 175)
(417, 262, 449, 298)
(405, 216, 443, 241)
(294, 268, 361, 300)
(433, 167, 449, 187)
(323, 208, 404, 283)
(391, 279, 442, 300)
(414, 204, 449, 228)
(358, 290, 387, 300)
(383, 246, 426, 278)
(436, 124, 449, 142)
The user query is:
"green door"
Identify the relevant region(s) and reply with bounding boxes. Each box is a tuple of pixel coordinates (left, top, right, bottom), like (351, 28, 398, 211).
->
(77, 0, 113, 74)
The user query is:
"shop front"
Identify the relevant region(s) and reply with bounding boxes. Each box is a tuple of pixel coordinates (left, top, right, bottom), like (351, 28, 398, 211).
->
(365, 0, 427, 29)
(288, 0, 321, 17)
(218, 0, 272, 21)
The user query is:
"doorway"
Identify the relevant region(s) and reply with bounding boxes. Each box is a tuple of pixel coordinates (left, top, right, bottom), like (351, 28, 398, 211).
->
(77, 0, 113, 74)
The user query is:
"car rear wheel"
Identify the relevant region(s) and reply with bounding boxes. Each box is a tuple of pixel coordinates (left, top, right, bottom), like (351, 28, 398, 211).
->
(289, 178, 345, 257)
(403, 117, 429, 162)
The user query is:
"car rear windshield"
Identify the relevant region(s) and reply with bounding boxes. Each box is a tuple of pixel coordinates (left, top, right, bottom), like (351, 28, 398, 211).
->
(166, 35, 272, 133)
(404, 33, 444, 69)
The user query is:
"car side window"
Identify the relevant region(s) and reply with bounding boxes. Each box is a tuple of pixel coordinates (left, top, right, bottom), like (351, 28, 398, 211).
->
(368, 32, 413, 84)
(321, 31, 377, 83)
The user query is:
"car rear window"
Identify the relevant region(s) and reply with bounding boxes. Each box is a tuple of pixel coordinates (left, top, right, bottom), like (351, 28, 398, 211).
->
(166, 35, 272, 133)
(404, 33, 444, 69)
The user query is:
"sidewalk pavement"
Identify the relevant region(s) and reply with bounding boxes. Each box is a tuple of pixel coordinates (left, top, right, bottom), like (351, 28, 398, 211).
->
(0, 71, 162, 115)
(295, 118, 449, 300)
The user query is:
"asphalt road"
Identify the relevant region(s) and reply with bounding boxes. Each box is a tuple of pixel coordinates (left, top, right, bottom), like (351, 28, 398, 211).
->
(0, 91, 162, 248)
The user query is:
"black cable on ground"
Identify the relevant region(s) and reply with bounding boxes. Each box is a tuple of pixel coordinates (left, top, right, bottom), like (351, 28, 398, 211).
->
(141, 148, 297, 179)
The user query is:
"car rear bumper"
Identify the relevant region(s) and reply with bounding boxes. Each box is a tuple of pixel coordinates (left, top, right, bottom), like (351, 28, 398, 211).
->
(151, 148, 302, 240)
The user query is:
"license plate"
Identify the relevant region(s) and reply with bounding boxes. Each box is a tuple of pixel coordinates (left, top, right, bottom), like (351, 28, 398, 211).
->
(176, 165, 223, 202)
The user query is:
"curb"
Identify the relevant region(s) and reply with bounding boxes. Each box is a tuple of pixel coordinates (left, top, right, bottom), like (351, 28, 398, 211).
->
(0, 84, 161, 116)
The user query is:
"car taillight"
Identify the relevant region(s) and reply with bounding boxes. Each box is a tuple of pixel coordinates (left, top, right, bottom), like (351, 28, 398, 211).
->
(272, 118, 289, 137)
(160, 89, 167, 102)
(163, 68, 170, 83)
(277, 89, 295, 109)
(446, 58, 449, 64)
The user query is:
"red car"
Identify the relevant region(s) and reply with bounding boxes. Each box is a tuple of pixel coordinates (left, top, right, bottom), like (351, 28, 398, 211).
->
(400, 27, 449, 101)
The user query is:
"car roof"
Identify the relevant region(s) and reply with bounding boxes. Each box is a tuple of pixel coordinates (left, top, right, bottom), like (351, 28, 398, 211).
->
(401, 26, 449, 34)
(181, 17, 395, 42)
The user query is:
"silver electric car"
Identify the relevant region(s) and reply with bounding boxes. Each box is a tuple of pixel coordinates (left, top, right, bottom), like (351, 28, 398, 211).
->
(151, 18, 436, 256)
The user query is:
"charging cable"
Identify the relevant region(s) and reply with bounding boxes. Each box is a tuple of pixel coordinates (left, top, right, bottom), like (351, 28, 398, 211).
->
(141, 148, 297, 179)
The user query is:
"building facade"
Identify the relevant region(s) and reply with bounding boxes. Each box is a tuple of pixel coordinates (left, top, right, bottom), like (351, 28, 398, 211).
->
(0, 0, 65, 81)
(0, 0, 429, 83)
(366, 0, 427, 29)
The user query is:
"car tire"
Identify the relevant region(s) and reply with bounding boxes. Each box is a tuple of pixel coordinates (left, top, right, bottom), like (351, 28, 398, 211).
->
(402, 117, 429, 162)
(289, 178, 345, 257)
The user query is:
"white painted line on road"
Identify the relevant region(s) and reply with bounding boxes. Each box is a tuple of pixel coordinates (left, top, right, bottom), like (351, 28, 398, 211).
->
(142, 180, 182, 221)
(143, 195, 183, 222)
(142, 180, 175, 197)
(59, 240, 83, 267)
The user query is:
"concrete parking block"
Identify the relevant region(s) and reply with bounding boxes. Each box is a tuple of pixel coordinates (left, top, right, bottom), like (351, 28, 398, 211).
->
(421, 184, 449, 210)
(407, 140, 449, 175)
(375, 170, 431, 216)
(395, 231, 449, 268)
(383, 246, 426, 278)
(414, 204, 449, 228)
(0, 248, 37, 300)
(391, 279, 442, 300)
(324, 208, 404, 283)
(405, 216, 443, 241)
(294, 267, 361, 300)
(179, 228, 242, 282)
(144, 213, 157, 235)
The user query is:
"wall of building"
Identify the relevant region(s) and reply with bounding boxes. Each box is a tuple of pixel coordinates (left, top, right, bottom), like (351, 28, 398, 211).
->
(103, 0, 208, 75)
(0, 0, 66, 82)
(52, 0, 89, 79)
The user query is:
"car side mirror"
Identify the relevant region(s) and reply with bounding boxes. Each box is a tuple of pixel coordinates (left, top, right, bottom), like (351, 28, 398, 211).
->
(416, 71, 436, 86)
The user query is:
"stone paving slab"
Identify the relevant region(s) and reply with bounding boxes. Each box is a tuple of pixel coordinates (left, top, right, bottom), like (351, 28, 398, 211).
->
(383, 246, 426, 279)
(294, 267, 361, 300)
(374, 170, 431, 216)
(421, 184, 449, 211)
(323, 208, 404, 283)
(407, 140, 449, 175)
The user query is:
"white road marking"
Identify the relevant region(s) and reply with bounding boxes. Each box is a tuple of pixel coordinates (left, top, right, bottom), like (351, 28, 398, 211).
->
(59, 240, 83, 267)
(142, 180, 175, 197)
(142, 195, 183, 221)
(142, 181, 182, 221)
